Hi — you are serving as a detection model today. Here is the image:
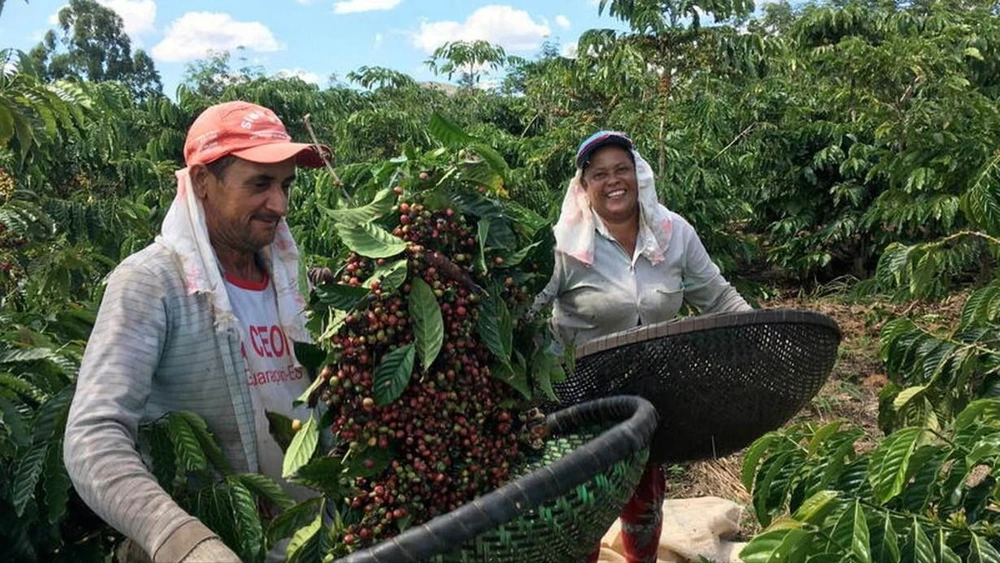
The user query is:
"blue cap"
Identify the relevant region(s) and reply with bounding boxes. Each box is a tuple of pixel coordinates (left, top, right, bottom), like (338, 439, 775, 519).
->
(576, 131, 634, 169)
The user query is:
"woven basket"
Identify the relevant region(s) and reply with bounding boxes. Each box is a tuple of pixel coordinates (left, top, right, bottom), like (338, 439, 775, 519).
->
(335, 395, 658, 563)
(554, 309, 841, 464)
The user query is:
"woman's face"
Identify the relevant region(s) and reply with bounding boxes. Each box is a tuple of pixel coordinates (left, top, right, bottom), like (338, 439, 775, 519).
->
(581, 145, 638, 225)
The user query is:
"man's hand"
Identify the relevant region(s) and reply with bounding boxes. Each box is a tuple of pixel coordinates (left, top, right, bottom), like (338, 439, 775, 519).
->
(308, 266, 335, 286)
(181, 538, 242, 563)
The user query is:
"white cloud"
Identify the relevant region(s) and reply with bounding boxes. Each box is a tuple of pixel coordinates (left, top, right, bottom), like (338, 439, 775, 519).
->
(475, 78, 501, 91)
(374, 32, 384, 49)
(333, 0, 401, 15)
(412, 5, 550, 53)
(152, 12, 283, 62)
(276, 68, 321, 84)
(561, 42, 578, 58)
(555, 14, 570, 29)
(98, 0, 156, 37)
(48, 1, 156, 38)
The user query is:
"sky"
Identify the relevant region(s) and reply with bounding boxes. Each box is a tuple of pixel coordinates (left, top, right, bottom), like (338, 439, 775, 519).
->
(0, 0, 633, 95)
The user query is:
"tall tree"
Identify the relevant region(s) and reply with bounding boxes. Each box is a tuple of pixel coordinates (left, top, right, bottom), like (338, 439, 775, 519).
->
(28, 0, 162, 99)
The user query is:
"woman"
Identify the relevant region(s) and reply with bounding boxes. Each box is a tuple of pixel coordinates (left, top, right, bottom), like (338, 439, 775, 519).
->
(534, 131, 750, 563)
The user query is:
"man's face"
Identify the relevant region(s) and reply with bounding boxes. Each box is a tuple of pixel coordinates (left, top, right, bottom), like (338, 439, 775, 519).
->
(581, 145, 639, 225)
(195, 157, 297, 254)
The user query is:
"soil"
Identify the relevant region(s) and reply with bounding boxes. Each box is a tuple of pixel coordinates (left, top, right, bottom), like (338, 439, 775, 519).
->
(661, 284, 968, 538)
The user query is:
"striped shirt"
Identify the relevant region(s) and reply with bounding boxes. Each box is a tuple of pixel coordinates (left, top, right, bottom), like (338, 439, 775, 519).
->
(64, 242, 259, 560)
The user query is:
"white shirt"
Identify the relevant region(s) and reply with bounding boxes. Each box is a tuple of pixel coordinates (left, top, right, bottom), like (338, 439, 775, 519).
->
(225, 272, 314, 501)
(536, 211, 750, 347)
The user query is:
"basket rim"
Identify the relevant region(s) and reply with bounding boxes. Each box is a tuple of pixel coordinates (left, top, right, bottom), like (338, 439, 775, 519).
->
(576, 308, 842, 359)
(336, 395, 659, 563)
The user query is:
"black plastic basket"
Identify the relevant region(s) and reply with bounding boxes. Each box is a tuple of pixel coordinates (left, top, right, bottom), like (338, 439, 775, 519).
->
(554, 309, 841, 463)
(336, 395, 658, 563)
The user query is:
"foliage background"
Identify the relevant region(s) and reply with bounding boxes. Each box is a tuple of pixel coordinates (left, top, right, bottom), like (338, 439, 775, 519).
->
(1, 0, 999, 560)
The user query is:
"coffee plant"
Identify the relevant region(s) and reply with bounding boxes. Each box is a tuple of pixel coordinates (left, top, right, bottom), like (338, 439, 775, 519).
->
(4, 0, 1000, 560)
(741, 399, 1000, 562)
(274, 114, 564, 560)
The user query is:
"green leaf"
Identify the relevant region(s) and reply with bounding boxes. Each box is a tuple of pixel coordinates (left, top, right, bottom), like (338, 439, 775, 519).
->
(429, 112, 475, 147)
(742, 432, 784, 491)
(868, 427, 923, 504)
(902, 518, 934, 563)
(266, 411, 296, 454)
(285, 512, 323, 563)
(13, 442, 47, 517)
(233, 473, 295, 511)
(791, 490, 840, 525)
(175, 411, 230, 473)
(148, 422, 178, 492)
(445, 189, 504, 220)
(282, 413, 319, 479)
(167, 412, 208, 472)
(318, 308, 349, 343)
(492, 361, 531, 399)
(43, 443, 72, 524)
(293, 341, 327, 376)
(955, 399, 1000, 432)
(843, 501, 871, 563)
(191, 485, 236, 550)
(0, 395, 29, 448)
(934, 528, 961, 563)
(968, 534, 1000, 563)
(267, 497, 322, 545)
(477, 293, 513, 364)
(322, 188, 394, 226)
(469, 142, 510, 180)
(498, 241, 542, 269)
(228, 479, 265, 561)
(740, 528, 811, 563)
(964, 46, 985, 60)
(365, 258, 408, 293)
(313, 283, 369, 311)
(408, 278, 444, 372)
(872, 513, 900, 563)
(289, 457, 346, 498)
(294, 369, 327, 408)
(531, 348, 565, 402)
(486, 220, 517, 250)
(31, 386, 73, 442)
(892, 386, 927, 411)
(373, 344, 415, 406)
(344, 445, 396, 478)
(334, 221, 407, 259)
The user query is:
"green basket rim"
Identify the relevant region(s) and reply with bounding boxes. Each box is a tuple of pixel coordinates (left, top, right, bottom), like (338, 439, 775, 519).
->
(335, 395, 658, 563)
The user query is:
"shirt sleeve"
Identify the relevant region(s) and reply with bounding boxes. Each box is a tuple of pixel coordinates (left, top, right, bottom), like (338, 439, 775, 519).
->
(63, 262, 217, 562)
(677, 218, 752, 315)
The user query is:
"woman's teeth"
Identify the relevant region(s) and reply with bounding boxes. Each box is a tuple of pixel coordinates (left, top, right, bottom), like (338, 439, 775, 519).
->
(606, 189, 626, 199)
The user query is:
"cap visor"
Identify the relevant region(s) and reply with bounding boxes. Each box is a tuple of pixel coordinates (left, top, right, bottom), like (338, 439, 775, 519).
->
(230, 142, 329, 168)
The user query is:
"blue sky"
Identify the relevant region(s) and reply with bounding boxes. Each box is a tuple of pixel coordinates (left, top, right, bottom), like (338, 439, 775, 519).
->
(1, 0, 632, 95)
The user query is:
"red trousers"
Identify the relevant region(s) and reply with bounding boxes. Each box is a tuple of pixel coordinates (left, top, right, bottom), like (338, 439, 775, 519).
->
(587, 464, 665, 563)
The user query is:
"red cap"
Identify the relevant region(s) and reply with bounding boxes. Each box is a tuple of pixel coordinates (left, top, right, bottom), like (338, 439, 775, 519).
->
(184, 101, 329, 168)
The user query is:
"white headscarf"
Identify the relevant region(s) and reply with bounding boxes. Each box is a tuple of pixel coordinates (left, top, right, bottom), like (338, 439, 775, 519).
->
(553, 149, 674, 266)
(155, 168, 311, 343)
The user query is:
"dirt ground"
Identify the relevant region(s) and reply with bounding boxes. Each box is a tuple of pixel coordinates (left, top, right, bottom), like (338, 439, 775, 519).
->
(663, 285, 969, 537)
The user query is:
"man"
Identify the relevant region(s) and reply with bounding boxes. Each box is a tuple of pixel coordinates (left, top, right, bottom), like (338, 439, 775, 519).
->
(64, 101, 328, 562)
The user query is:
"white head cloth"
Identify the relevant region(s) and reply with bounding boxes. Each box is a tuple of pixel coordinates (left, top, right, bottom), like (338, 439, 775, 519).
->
(552, 149, 674, 266)
(154, 167, 311, 343)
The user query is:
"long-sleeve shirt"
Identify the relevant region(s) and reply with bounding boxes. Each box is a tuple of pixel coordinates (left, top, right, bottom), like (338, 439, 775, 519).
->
(535, 211, 750, 347)
(64, 242, 260, 562)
